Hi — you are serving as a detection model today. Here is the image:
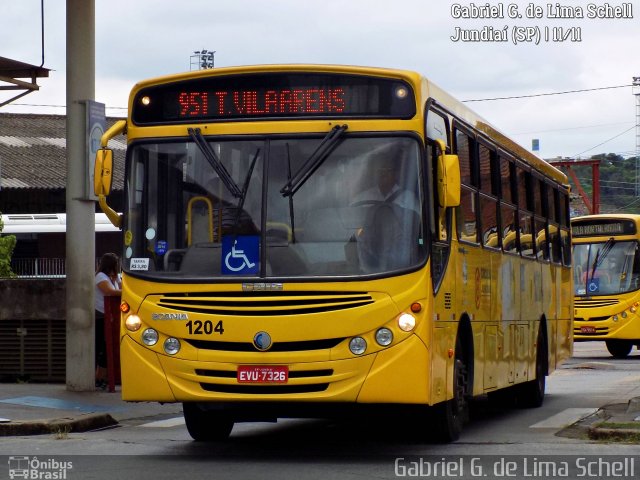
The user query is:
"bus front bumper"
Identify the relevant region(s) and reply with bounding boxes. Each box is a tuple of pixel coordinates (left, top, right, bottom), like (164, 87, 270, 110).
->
(573, 315, 640, 341)
(119, 334, 430, 406)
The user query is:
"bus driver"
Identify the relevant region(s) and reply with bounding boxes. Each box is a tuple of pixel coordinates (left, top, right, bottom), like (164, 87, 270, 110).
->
(350, 146, 421, 272)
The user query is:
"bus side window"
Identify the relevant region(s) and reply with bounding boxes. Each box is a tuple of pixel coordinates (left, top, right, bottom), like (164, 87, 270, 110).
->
(558, 190, 571, 266)
(478, 143, 499, 249)
(516, 165, 535, 258)
(454, 127, 478, 244)
(533, 177, 549, 261)
(499, 154, 518, 254)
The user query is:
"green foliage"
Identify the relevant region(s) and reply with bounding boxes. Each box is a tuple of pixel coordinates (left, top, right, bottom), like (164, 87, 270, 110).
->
(0, 213, 16, 277)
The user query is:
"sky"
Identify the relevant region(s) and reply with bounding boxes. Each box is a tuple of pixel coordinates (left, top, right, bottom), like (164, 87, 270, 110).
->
(1, 0, 639, 160)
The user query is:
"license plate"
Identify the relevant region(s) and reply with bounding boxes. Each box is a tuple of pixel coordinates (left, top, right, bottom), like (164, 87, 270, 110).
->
(237, 365, 289, 384)
(580, 326, 597, 334)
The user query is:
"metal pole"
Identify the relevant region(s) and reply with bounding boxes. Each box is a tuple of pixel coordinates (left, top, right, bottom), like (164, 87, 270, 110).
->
(633, 77, 640, 196)
(66, 0, 96, 391)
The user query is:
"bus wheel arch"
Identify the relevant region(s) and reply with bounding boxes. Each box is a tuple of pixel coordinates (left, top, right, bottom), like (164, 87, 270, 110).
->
(433, 315, 474, 442)
(517, 317, 548, 408)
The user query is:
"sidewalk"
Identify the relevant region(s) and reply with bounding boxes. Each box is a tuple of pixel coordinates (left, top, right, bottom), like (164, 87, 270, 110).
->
(566, 397, 640, 442)
(1, 381, 638, 440)
(0, 383, 182, 436)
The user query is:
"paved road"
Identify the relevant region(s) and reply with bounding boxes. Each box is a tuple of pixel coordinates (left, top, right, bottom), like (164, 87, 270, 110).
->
(1, 342, 639, 479)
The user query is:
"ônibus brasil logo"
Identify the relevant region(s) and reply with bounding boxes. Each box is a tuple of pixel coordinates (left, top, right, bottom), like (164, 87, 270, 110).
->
(8, 456, 73, 479)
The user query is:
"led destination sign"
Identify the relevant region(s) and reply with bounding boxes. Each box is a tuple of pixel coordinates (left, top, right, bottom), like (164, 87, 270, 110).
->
(132, 73, 415, 124)
(572, 219, 637, 237)
(177, 87, 347, 117)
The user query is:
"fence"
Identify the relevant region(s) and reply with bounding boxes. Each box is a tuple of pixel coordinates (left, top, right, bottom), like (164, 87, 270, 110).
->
(9, 258, 67, 278)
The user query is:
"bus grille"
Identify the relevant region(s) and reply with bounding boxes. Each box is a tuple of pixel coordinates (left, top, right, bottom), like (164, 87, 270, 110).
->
(574, 316, 610, 322)
(199, 383, 329, 394)
(574, 298, 619, 308)
(186, 338, 344, 352)
(157, 291, 374, 316)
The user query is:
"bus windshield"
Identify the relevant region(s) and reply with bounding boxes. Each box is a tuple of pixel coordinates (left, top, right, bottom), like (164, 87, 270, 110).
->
(123, 135, 426, 278)
(573, 240, 640, 296)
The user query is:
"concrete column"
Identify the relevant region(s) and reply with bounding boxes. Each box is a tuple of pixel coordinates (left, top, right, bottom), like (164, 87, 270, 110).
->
(66, 0, 96, 391)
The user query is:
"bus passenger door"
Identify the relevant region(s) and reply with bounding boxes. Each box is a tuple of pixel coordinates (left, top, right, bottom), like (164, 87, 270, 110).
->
(425, 104, 458, 403)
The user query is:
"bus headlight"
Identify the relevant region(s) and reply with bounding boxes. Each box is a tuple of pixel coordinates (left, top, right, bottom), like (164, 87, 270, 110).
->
(621, 311, 628, 319)
(141, 328, 158, 346)
(349, 337, 367, 355)
(164, 337, 181, 355)
(398, 313, 416, 332)
(612, 315, 619, 322)
(125, 314, 142, 332)
(375, 328, 393, 346)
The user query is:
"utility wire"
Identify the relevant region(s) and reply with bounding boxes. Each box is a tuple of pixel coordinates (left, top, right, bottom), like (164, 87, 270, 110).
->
(7, 103, 127, 110)
(510, 121, 634, 136)
(573, 124, 639, 157)
(609, 196, 640, 212)
(463, 84, 632, 102)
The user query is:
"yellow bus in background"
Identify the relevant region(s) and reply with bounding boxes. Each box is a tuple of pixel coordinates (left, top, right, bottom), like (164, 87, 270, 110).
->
(572, 214, 640, 358)
(94, 64, 573, 442)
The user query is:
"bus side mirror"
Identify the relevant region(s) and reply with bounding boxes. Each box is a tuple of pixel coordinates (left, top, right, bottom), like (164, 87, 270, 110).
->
(435, 139, 460, 208)
(94, 148, 114, 196)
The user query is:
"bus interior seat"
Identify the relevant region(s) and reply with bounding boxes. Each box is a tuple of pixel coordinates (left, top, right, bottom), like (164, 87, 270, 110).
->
(180, 243, 222, 275)
(164, 248, 187, 271)
(267, 244, 308, 275)
(188, 196, 213, 245)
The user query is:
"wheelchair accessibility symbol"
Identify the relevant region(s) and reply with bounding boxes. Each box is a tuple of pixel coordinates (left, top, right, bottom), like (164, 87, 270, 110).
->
(587, 278, 600, 293)
(222, 235, 259, 274)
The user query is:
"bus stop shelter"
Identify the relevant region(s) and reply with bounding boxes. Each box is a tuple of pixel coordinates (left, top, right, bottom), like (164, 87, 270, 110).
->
(0, 56, 50, 108)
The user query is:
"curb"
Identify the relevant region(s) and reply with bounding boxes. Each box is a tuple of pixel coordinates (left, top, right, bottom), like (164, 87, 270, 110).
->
(0, 413, 118, 437)
(588, 425, 640, 442)
(557, 399, 640, 443)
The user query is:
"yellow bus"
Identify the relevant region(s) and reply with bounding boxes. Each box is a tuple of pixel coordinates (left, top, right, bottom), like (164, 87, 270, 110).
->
(94, 64, 573, 441)
(572, 214, 640, 358)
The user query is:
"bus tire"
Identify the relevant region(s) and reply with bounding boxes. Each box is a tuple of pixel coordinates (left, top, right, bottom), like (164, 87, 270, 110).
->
(433, 337, 469, 442)
(605, 340, 633, 359)
(183, 403, 234, 441)
(517, 327, 547, 408)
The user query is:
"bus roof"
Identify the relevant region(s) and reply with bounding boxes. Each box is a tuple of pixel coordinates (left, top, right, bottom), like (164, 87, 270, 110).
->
(1, 213, 119, 234)
(128, 63, 568, 186)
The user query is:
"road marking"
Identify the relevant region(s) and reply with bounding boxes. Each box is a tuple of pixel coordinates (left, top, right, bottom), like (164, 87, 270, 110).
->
(529, 408, 598, 429)
(139, 416, 185, 428)
(0, 396, 123, 413)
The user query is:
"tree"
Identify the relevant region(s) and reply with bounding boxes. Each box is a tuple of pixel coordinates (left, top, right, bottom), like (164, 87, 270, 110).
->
(0, 212, 16, 277)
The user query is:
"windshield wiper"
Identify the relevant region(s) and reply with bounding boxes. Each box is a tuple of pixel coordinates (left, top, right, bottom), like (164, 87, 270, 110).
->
(588, 237, 615, 284)
(285, 143, 296, 243)
(188, 127, 242, 198)
(230, 147, 261, 237)
(280, 124, 347, 197)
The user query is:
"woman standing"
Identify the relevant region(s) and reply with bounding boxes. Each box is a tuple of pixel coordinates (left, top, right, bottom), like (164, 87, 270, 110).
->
(95, 253, 122, 389)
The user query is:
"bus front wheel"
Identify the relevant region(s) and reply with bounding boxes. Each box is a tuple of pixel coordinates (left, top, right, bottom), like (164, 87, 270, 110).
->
(433, 338, 469, 442)
(183, 403, 234, 441)
(606, 340, 633, 359)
